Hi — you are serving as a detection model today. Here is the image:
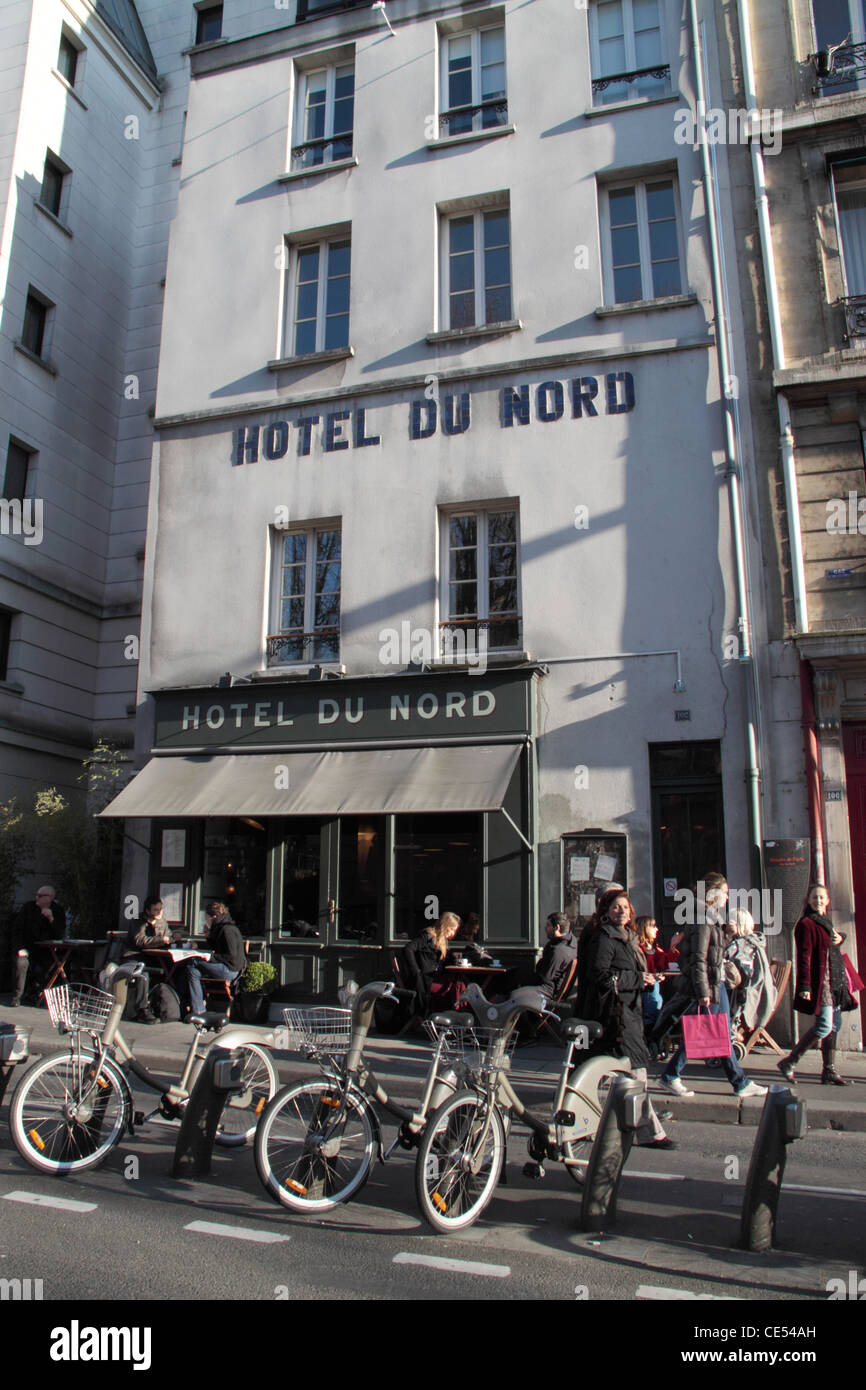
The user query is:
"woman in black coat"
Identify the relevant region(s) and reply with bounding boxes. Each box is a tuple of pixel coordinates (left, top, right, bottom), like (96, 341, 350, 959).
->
(581, 889, 674, 1149)
(778, 884, 852, 1086)
(400, 912, 461, 1015)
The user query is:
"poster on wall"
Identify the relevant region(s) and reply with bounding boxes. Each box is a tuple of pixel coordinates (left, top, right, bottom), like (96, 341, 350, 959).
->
(561, 833, 628, 928)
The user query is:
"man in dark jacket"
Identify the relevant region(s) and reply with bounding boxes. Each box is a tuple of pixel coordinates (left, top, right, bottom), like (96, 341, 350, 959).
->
(9, 886, 67, 1005)
(186, 901, 246, 1017)
(505, 912, 577, 1000)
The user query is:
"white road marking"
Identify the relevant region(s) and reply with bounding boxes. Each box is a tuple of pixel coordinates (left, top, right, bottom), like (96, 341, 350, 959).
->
(393, 1252, 510, 1278)
(3, 1190, 97, 1213)
(636, 1284, 742, 1301)
(786, 1183, 866, 1198)
(625, 1171, 686, 1181)
(184, 1220, 290, 1244)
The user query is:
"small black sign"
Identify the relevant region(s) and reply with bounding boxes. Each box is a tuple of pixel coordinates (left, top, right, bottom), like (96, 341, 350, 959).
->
(674, 709, 691, 721)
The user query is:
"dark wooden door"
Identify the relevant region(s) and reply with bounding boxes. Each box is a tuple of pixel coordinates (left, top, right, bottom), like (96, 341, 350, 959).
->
(842, 723, 866, 1043)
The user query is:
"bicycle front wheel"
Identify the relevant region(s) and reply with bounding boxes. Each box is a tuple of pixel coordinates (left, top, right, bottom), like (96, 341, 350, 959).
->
(213, 1044, 278, 1148)
(10, 1050, 129, 1175)
(415, 1090, 505, 1233)
(254, 1079, 375, 1213)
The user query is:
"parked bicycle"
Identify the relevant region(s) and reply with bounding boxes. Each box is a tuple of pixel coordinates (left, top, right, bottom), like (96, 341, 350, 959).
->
(9, 964, 278, 1175)
(254, 980, 473, 1213)
(414, 983, 631, 1233)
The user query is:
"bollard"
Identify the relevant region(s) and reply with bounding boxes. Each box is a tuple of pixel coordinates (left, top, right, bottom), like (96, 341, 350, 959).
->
(739, 1084, 807, 1253)
(579, 1073, 646, 1232)
(0, 1022, 30, 1107)
(171, 1044, 246, 1178)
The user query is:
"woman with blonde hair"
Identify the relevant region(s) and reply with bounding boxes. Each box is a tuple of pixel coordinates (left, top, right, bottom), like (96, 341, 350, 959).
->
(400, 912, 462, 1016)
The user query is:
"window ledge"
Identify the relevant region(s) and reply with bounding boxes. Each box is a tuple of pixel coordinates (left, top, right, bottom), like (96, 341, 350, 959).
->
(14, 342, 58, 376)
(278, 157, 358, 183)
(585, 91, 681, 119)
(51, 68, 87, 109)
(268, 346, 354, 372)
(34, 201, 73, 238)
(171, 156, 182, 167)
(427, 319, 522, 345)
(595, 293, 697, 318)
(0, 681, 25, 697)
(426, 124, 516, 151)
(252, 664, 346, 681)
(429, 649, 529, 671)
(181, 38, 230, 56)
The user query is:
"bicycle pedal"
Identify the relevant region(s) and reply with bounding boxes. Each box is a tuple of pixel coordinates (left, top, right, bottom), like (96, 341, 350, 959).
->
(522, 1161, 545, 1180)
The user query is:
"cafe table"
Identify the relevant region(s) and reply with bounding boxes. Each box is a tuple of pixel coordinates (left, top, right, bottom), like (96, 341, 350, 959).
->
(443, 961, 508, 995)
(35, 939, 108, 991)
(139, 945, 212, 989)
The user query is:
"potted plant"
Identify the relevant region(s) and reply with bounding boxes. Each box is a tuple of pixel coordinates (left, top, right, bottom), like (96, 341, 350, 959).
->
(234, 960, 278, 1022)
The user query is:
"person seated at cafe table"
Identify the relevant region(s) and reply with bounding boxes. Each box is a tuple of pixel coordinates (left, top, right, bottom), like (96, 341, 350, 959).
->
(400, 912, 464, 1017)
(122, 896, 175, 1024)
(9, 885, 67, 1006)
(185, 901, 246, 1019)
(451, 912, 493, 966)
(500, 911, 577, 1001)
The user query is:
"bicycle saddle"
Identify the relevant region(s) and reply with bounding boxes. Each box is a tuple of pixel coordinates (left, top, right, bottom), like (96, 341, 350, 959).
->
(428, 1011, 474, 1029)
(188, 1012, 229, 1032)
(563, 1017, 603, 1042)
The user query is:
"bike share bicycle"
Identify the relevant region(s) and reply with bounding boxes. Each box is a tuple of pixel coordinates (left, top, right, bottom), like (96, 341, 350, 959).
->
(9, 963, 278, 1175)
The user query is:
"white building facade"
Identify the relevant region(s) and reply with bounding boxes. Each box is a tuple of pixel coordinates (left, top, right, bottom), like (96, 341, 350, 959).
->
(106, 0, 782, 998)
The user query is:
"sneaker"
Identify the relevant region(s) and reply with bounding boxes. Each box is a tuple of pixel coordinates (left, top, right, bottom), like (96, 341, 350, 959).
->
(135, 1010, 158, 1025)
(658, 1076, 694, 1097)
(736, 1081, 767, 1098)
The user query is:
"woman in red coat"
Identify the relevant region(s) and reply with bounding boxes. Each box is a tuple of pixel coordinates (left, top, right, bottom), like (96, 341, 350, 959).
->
(778, 884, 852, 1086)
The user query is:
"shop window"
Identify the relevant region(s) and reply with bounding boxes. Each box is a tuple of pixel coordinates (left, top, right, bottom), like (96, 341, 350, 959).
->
(284, 234, 351, 356)
(292, 58, 354, 170)
(588, 0, 670, 105)
(393, 814, 482, 939)
(599, 177, 683, 304)
(267, 524, 341, 667)
(337, 816, 384, 942)
(649, 741, 725, 934)
(281, 819, 322, 934)
(440, 204, 512, 331)
(3, 439, 34, 504)
(440, 505, 521, 653)
(439, 24, 507, 138)
(201, 818, 268, 932)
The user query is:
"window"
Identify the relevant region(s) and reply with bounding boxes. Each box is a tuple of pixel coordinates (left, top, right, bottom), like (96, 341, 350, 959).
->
(589, 0, 669, 105)
(442, 206, 512, 330)
(297, 0, 372, 20)
(268, 526, 341, 666)
(440, 26, 507, 137)
(57, 31, 79, 86)
(195, 4, 222, 44)
(601, 178, 682, 304)
(441, 507, 521, 653)
(292, 62, 354, 170)
(0, 609, 12, 683)
(833, 161, 866, 299)
(3, 440, 33, 504)
(39, 152, 68, 219)
(287, 237, 351, 355)
(21, 288, 53, 359)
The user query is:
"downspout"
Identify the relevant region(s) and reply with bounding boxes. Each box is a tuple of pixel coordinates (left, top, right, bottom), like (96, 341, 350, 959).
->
(736, 0, 809, 634)
(688, 0, 763, 881)
(800, 660, 825, 882)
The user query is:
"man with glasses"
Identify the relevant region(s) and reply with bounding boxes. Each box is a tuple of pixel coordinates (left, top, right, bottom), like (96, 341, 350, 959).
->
(9, 885, 67, 1006)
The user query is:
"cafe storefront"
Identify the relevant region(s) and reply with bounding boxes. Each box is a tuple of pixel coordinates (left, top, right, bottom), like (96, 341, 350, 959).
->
(101, 667, 540, 999)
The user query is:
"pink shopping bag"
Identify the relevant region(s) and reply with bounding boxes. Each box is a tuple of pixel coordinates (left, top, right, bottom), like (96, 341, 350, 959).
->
(681, 1006, 731, 1060)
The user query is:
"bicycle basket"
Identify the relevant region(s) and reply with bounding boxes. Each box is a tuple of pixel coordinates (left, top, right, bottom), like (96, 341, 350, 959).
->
(424, 1020, 518, 1073)
(281, 1007, 352, 1055)
(44, 984, 114, 1034)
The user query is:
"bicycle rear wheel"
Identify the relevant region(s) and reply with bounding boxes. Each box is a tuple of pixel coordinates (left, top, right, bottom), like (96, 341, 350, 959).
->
(254, 1079, 375, 1213)
(213, 1044, 278, 1148)
(10, 1050, 129, 1175)
(415, 1090, 505, 1233)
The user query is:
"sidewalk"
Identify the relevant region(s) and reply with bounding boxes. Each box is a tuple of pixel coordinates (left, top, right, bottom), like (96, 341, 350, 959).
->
(3, 999, 865, 1131)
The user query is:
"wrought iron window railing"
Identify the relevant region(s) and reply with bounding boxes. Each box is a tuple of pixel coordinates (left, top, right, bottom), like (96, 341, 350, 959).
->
(291, 133, 353, 170)
(592, 64, 670, 97)
(439, 614, 522, 652)
(267, 630, 340, 666)
(836, 294, 866, 342)
(438, 99, 509, 137)
(811, 43, 866, 93)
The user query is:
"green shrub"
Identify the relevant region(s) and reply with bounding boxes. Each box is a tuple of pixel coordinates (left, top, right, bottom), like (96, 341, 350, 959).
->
(240, 961, 277, 994)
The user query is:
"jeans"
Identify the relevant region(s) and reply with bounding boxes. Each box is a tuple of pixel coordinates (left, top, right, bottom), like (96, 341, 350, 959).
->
(642, 982, 663, 1028)
(662, 982, 748, 1093)
(186, 960, 239, 1015)
(813, 1005, 842, 1040)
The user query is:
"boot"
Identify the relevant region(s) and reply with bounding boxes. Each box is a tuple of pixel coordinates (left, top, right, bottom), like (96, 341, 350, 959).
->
(777, 1025, 819, 1082)
(820, 1037, 850, 1087)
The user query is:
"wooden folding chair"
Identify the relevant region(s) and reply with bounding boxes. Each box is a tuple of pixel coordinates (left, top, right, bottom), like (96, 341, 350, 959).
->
(741, 958, 791, 1057)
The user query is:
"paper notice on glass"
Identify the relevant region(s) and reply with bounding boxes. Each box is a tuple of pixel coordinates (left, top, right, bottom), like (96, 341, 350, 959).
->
(594, 853, 617, 882)
(161, 828, 186, 868)
(569, 856, 590, 882)
(159, 883, 184, 923)
(579, 893, 596, 918)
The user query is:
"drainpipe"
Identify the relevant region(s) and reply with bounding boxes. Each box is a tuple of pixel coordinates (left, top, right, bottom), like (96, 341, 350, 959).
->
(736, 0, 809, 634)
(688, 0, 763, 882)
(800, 660, 825, 881)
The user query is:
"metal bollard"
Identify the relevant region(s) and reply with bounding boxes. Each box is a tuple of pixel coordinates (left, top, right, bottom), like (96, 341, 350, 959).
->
(579, 1073, 646, 1232)
(171, 1044, 246, 1178)
(739, 1084, 807, 1253)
